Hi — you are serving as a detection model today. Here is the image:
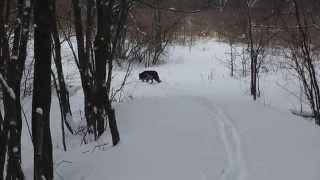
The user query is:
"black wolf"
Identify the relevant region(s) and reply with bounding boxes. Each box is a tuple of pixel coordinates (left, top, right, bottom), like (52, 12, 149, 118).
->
(139, 70, 161, 83)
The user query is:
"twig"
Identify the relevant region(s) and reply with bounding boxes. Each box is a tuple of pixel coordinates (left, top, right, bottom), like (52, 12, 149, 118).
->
(135, 0, 202, 14)
(54, 160, 73, 169)
(21, 105, 33, 144)
(90, 143, 110, 153)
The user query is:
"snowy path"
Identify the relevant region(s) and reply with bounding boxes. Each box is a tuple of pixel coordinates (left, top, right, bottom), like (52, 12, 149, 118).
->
(204, 98, 247, 180)
(56, 96, 229, 180)
(43, 40, 320, 180)
(196, 98, 247, 180)
(157, 81, 248, 180)
(138, 81, 248, 180)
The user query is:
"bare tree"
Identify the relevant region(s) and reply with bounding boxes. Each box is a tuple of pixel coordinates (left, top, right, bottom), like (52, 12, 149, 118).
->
(284, 0, 320, 125)
(0, 0, 9, 177)
(129, 0, 184, 67)
(71, 0, 96, 135)
(93, 0, 129, 142)
(245, 0, 275, 100)
(70, 0, 131, 142)
(0, 0, 32, 179)
(0, 111, 5, 179)
(50, 0, 75, 151)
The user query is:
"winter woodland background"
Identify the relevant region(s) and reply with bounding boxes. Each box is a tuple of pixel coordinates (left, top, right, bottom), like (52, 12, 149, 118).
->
(1, 0, 320, 179)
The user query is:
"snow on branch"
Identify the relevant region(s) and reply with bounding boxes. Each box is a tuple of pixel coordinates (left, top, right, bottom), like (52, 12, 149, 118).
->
(0, 73, 16, 100)
(136, 0, 201, 14)
(128, 12, 147, 36)
(247, 0, 261, 7)
(313, 23, 320, 30)
(290, 109, 315, 118)
(36, 107, 43, 115)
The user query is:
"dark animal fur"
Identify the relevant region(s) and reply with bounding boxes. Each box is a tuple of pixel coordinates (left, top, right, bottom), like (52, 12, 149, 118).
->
(139, 70, 161, 83)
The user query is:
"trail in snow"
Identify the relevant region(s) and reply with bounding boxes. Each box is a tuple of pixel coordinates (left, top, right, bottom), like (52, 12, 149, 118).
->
(197, 97, 247, 180)
(158, 83, 247, 180)
(22, 39, 320, 180)
(55, 95, 227, 180)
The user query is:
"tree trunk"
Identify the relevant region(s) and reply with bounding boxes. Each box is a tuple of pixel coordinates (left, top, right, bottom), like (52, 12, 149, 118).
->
(0, 1, 8, 178)
(109, 108, 120, 145)
(4, 47, 24, 180)
(0, 112, 5, 180)
(33, 0, 53, 178)
(94, 0, 111, 137)
(3, 0, 31, 178)
(229, 40, 234, 77)
(51, 0, 74, 134)
(152, 0, 163, 65)
(247, 4, 257, 100)
(72, 0, 95, 132)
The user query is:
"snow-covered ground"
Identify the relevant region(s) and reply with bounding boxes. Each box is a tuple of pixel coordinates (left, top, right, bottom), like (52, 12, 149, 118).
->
(21, 39, 320, 179)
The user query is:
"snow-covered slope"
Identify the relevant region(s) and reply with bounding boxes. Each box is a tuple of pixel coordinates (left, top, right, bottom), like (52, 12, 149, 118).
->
(22, 39, 320, 180)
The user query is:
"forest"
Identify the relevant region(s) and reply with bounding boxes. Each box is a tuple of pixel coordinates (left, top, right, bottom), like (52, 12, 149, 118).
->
(1, 0, 320, 179)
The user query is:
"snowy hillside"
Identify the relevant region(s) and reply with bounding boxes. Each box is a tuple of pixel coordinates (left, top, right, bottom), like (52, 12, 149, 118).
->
(22, 39, 320, 180)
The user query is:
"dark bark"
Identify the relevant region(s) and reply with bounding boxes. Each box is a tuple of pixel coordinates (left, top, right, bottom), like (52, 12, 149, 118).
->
(2, 0, 31, 178)
(94, 0, 127, 139)
(71, 0, 126, 140)
(51, 0, 74, 135)
(5, 0, 23, 177)
(94, 0, 112, 137)
(33, 0, 53, 178)
(0, 111, 5, 180)
(247, 2, 257, 101)
(152, 0, 163, 65)
(85, 0, 96, 135)
(85, 0, 95, 73)
(229, 40, 235, 77)
(17, 0, 32, 147)
(17, 0, 32, 83)
(4, 49, 24, 180)
(106, 0, 129, 142)
(106, 0, 130, 141)
(107, 0, 130, 94)
(72, 0, 95, 132)
(33, 111, 45, 180)
(0, 0, 8, 176)
(109, 109, 120, 145)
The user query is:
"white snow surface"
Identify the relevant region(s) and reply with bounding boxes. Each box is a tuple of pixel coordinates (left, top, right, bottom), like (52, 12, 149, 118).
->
(21, 39, 320, 180)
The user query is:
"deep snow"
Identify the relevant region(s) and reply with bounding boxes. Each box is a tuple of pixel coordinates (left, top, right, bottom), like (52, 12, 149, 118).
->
(21, 39, 320, 180)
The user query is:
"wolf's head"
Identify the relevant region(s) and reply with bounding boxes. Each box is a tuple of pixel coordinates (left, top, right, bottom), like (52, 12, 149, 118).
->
(155, 78, 162, 83)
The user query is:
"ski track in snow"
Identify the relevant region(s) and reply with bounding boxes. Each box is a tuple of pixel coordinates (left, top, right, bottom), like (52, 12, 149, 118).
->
(197, 97, 247, 180)
(159, 83, 247, 180)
